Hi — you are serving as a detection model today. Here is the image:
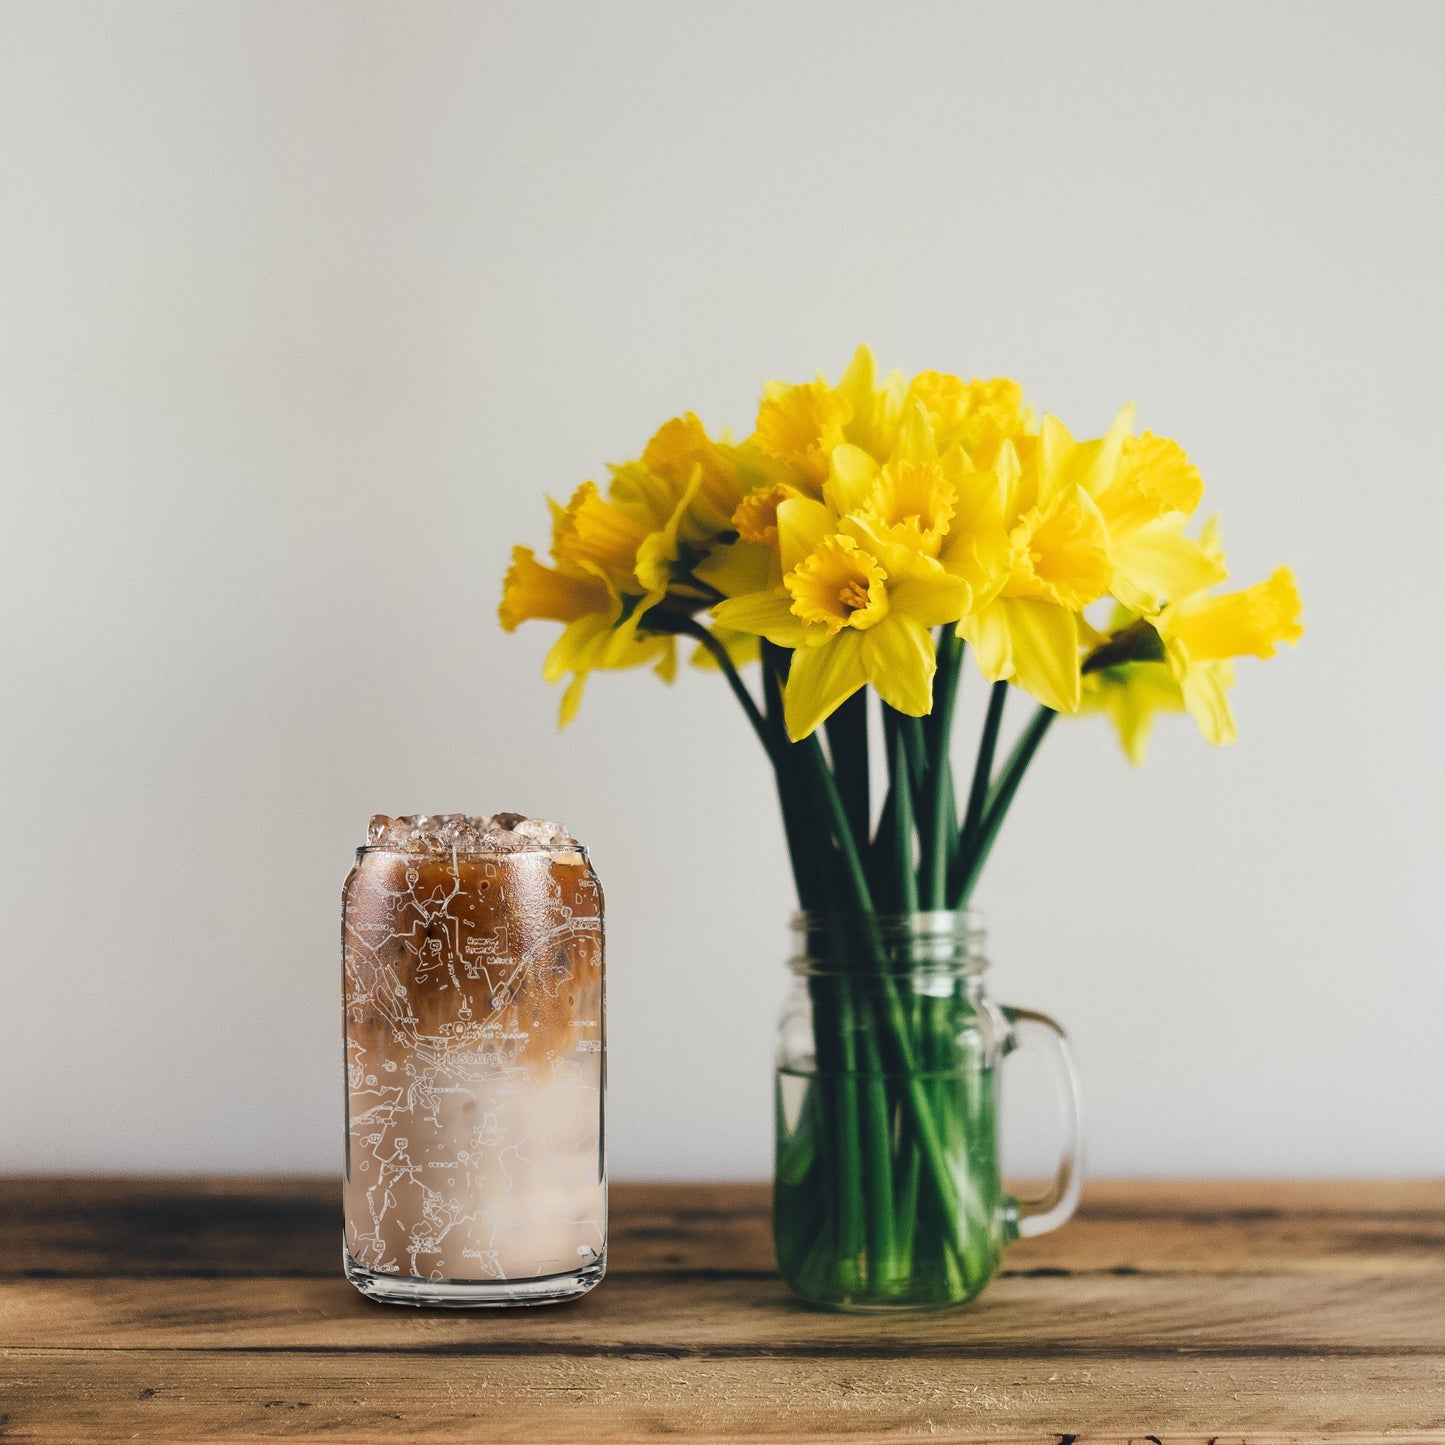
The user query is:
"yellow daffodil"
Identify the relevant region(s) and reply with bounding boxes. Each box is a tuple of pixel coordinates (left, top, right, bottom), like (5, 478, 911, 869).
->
(1083, 563, 1304, 760)
(754, 379, 852, 489)
(1081, 420, 1228, 614)
(612, 413, 753, 559)
(692, 352, 909, 608)
(752, 345, 910, 492)
(1155, 566, 1304, 744)
(501, 406, 789, 719)
(498, 544, 608, 634)
(1078, 609, 1183, 764)
(500, 347, 1301, 753)
(833, 343, 909, 462)
(608, 413, 779, 603)
(498, 549, 672, 729)
(712, 501, 970, 740)
(953, 418, 1116, 714)
(1081, 657, 1187, 765)
(499, 481, 677, 724)
(822, 398, 973, 559)
(905, 371, 1038, 469)
(553, 480, 650, 586)
(688, 480, 802, 604)
(540, 590, 677, 727)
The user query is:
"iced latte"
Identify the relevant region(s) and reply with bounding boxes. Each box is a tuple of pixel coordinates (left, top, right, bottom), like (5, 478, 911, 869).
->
(342, 813, 605, 1306)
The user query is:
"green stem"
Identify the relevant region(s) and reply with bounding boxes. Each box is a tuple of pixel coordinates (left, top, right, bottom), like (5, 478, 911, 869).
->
(762, 648, 874, 1287)
(892, 1061, 922, 1272)
(797, 734, 875, 918)
(950, 703, 1056, 910)
(894, 712, 927, 795)
(960, 680, 1008, 855)
(796, 736, 965, 1238)
(761, 643, 822, 911)
(830, 971, 867, 1281)
(887, 725, 919, 917)
(854, 994, 896, 1283)
(924, 635, 964, 908)
(824, 689, 870, 858)
(671, 619, 776, 764)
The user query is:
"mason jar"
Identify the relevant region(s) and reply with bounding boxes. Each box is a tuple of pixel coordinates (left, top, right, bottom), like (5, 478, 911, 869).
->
(342, 819, 605, 1306)
(775, 910, 1081, 1310)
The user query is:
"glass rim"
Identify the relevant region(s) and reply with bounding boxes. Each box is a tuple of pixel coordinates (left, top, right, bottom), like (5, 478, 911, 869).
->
(355, 842, 590, 862)
(788, 908, 987, 976)
(789, 908, 983, 932)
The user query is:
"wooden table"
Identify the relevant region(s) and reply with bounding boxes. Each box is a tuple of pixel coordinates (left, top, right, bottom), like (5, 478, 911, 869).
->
(1, 1178, 1443, 1441)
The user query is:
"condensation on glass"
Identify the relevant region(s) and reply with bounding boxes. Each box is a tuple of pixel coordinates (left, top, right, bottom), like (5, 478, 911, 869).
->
(342, 814, 605, 1307)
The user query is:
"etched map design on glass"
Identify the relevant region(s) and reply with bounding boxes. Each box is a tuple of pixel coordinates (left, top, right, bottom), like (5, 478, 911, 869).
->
(342, 816, 605, 1306)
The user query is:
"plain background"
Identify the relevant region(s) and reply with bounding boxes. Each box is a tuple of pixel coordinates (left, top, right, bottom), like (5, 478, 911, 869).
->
(2, 2, 1441, 1180)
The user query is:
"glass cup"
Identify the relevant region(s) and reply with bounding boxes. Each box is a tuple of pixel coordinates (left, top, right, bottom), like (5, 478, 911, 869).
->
(342, 818, 606, 1306)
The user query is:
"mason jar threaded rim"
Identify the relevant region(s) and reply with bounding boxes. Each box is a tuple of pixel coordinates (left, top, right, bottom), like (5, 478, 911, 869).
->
(788, 909, 987, 976)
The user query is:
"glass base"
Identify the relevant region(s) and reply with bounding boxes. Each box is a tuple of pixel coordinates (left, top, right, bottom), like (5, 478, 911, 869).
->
(343, 1247, 605, 1308)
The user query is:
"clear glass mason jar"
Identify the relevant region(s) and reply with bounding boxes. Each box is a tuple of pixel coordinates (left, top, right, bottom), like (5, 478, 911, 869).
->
(775, 911, 1081, 1310)
(342, 835, 605, 1306)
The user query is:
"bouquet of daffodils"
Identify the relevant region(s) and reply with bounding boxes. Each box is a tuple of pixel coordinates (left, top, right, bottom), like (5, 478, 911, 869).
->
(500, 346, 1302, 1303)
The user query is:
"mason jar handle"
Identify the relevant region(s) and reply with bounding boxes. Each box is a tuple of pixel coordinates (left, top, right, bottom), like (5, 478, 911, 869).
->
(1001, 1005, 1084, 1238)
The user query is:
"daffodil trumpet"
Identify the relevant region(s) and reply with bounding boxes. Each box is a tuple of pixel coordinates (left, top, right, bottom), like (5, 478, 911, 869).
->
(500, 347, 1303, 1306)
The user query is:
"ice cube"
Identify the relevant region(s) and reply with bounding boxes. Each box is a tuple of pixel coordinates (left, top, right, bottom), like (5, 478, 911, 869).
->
(363, 812, 577, 853)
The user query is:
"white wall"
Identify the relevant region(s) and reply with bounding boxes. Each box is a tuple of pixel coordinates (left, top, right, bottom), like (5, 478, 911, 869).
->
(2, 1, 1441, 1179)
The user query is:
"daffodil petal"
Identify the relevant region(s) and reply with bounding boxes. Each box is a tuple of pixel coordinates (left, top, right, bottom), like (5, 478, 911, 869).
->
(711, 590, 817, 648)
(996, 597, 1082, 713)
(1164, 568, 1304, 662)
(948, 455, 1003, 530)
(888, 565, 972, 630)
(1035, 415, 1075, 506)
(1008, 485, 1112, 610)
(559, 672, 587, 728)
(1111, 520, 1229, 614)
(959, 599, 1012, 682)
(823, 444, 879, 516)
(1081, 661, 1184, 765)
(1101, 432, 1204, 533)
(544, 613, 614, 684)
(836, 345, 878, 453)
(754, 379, 851, 483)
(498, 547, 608, 632)
(783, 630, 868, 741)
(889, 397, 938, 466)
(1075, 401, 1135, 499)
(941, 511, 1012, 609)
(861, 615, 936, 717)
(777, 496, 833, 576)
(652, 638, 678, 684)
(694, 538, 773, 599)
(554, 481, 649, 582)
(1178, 656, 1238, 745)
(836, 344, 877, 412)
(994, 438, 1023, 512)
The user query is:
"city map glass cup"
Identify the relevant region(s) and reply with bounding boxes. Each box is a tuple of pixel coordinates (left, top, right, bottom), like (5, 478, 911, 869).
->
(342, 830, 606, 1306)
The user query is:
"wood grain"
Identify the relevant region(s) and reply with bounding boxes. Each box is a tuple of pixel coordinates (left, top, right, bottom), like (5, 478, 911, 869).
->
(5, 1351, 1445, 1443)
(0, 1178, 775, 1279)
(1, 1178, 1443, 1442)
(6, 1177, 1445, 1279)
(7, 1273, 1445, 1355)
